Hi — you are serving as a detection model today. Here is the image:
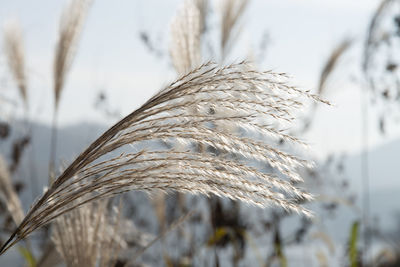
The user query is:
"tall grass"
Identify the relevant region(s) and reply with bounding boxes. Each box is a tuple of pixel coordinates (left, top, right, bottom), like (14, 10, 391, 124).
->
(169, 0, 204, 75)
(220, 0, 249, 61)
(49, 0, 92, 183)
(52, 199, 125, 267)
(0, 60, 328, 255)
(3, 20, 27, 109)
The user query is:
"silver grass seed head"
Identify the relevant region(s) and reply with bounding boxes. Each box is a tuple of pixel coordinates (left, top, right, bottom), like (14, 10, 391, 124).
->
(53, 0, 91, 109)
(170, 0, 203, 75)
(51, 199, 126, 267)
(220, 0, 249, 60)
(0, 62, 329, 255)
(3, 20, 28, 107)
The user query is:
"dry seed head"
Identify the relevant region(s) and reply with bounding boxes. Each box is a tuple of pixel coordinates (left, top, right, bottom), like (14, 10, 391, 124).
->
(0, 62, 329, 254)
(3, 20, 27, 107)
(53, 0, 91, 109)
(170, 0, 203, 74)
(52, 199, 126, 267)
(220, 0, 249, 60)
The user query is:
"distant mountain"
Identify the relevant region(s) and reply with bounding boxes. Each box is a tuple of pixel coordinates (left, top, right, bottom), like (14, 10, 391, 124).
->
(0, 120, 107, 209)
(345, 138, 400, 191)
(344, 139, 400, 231)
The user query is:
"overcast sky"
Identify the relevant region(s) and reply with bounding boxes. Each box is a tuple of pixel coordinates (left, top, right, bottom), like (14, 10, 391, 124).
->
(1, 0, 399, 159)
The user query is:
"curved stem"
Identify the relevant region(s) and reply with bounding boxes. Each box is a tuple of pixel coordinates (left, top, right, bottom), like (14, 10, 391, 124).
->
(49, 108, 59, 185)
(361, 85, 370, 263)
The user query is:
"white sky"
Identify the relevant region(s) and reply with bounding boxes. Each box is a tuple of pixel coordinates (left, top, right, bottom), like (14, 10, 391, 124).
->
(1, 0, 400, 159)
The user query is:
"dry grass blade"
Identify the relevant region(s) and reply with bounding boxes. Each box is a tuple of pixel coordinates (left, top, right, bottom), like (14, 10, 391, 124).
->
(53, 0, 91, 108)
(220, 0, 249, 60)
(318, 39, 352, 96)
(0, 62, 329, 254)
(51, 199, 125, 267)
(299, 39, 351, 134)
(0, 155, 24, 226)
(170, 0, 204, 74)
(3, 20, 27, 107)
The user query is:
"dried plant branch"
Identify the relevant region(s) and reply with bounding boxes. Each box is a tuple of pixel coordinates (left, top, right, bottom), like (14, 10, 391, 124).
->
(3, 20, 27, 107)
(220, 0, 249, 61)
(362, 0, 393, 77)
(0, 62, 329, 255)
(130, 210, 195, 263)
(0, 155, 24, 226)
(170, 0, 204, 74)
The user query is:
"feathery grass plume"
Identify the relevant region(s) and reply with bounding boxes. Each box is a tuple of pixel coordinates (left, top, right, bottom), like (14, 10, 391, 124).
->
(170, 0, 204, 75)
(3, 20, 27, 107)
(51, 199, 126, 267)
(0, 62, 329, 254)
(220, 0, 249, 61)
(53, 0, 91, 108)
(0, 155, 24, 226)
(167, 0, 208, 229)
(49, 0, 92, 183)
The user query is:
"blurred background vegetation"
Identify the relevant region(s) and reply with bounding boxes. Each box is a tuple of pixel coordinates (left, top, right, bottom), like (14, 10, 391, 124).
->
(1, 0, 400, 266)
